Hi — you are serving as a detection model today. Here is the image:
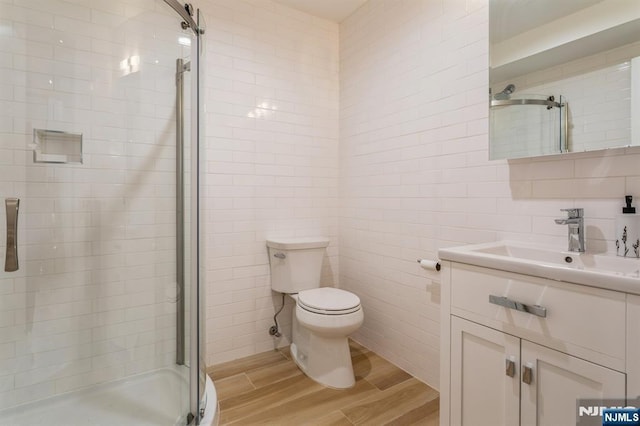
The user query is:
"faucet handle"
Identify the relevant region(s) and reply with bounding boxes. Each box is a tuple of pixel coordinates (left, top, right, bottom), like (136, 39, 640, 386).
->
(560, 208, 583, 218)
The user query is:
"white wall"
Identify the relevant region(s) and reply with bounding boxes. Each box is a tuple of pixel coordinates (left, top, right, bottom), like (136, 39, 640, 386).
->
(200, 0, 340, 366)
(0, 0, 191, 410)
(339, 0, 640, 389)
(338, 0, 490, 388)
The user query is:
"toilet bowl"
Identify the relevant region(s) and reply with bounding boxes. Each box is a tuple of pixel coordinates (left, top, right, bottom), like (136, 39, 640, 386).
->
(291, 288, 364, 389)
(266, 238, 364, 389)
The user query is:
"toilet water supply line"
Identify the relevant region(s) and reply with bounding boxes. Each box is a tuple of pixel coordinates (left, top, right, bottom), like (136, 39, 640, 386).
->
(268, 258, 439, 338)
(268, 259, 439, 338)
(269, 293, 286, 337)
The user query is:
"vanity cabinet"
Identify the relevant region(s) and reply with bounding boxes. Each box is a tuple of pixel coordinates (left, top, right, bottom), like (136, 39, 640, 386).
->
(451, 316, 625, 426)
(450, 317, 519, 425)
(440, 261, 634, 426)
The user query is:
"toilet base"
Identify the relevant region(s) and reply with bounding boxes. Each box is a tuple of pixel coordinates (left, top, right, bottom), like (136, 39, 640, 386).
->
(291, 316, 358, 389)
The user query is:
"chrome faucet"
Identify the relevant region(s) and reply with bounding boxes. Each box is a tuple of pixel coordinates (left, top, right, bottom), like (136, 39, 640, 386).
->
(554, 208, 585, 252)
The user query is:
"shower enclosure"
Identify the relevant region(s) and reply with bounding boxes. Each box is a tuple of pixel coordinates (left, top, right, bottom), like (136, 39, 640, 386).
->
(490, 93, 568, 160)
(0, 1, 213, 424)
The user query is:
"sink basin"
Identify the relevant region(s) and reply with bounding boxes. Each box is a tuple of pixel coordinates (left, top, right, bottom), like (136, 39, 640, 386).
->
(439, 241, 640, 294)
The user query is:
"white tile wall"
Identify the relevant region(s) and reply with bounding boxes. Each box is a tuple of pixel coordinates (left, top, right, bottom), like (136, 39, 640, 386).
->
(0, 0, 193, 410)
(339, 0, 490, 388)
(200, 0, 340, 365)
(339, 0, 640, 389)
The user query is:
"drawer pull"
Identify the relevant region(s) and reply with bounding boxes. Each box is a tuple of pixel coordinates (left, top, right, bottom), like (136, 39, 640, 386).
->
(505, 357, 515, 377)
(489, 295, 547, 318)
(522, 363, 533, 385)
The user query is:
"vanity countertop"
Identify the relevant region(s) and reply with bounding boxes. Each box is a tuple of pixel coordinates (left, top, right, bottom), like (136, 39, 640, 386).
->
(439, 241, 640, 295)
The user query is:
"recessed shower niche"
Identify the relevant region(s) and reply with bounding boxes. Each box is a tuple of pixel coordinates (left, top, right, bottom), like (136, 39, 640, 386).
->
(32, 129, 83, 164)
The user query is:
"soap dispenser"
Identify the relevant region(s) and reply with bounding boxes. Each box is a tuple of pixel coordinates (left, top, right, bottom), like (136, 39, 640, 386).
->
(615, 195, 639, 258)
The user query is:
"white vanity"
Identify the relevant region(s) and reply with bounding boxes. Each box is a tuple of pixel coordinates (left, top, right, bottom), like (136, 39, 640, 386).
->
(438, 241, 640, 425)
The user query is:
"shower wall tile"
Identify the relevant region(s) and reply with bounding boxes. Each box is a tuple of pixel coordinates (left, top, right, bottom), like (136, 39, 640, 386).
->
(0, 0, 190, 410)
(200, 0, 340, 366)
(339, 0, 640, 390)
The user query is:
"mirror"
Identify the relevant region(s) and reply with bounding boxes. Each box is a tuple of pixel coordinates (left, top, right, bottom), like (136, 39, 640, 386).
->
(489, 0, 640, 160)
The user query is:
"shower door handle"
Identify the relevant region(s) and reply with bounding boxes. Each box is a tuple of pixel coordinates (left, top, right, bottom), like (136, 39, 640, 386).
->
(5, 198, 19, 272)
(175, 58, 186, 366)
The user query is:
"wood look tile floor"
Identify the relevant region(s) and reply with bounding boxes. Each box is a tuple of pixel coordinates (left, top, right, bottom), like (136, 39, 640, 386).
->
(207, 341, 439, 425)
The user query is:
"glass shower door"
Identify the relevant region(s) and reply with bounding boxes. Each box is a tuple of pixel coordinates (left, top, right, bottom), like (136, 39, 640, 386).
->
(0, 1, 199, 424)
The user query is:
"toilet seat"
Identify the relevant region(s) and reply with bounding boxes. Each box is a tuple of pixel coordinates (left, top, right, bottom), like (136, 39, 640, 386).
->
(297, 287, 361, 315)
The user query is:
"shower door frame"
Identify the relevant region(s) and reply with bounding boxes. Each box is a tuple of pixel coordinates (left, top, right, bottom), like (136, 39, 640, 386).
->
(164, 0, 201, 34)
(0, 1, 205, 422)
(162, 0, 206, 423)
(189, 11, 205, 423)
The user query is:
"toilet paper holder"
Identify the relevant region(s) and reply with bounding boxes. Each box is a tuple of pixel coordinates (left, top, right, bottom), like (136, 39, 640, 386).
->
(417, 258, 441, 272)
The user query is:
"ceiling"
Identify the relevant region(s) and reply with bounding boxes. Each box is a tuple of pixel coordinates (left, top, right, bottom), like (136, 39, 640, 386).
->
(490, 0, 602, 42)
(275, 0, 608, 28)
(273, 0, 368, 22)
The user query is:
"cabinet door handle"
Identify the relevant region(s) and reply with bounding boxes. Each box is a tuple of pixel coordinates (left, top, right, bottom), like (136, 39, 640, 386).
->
(505, 357, 515, 377)
(522, 363, 533, 385)
(4, 198, 19, 272)
(489, 295, 547, 318)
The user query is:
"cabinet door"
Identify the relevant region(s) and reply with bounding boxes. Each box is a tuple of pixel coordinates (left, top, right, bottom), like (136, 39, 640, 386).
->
(451, 316, 520, 426)
(628, 295, 640, 398)
(521, 340, 626, 426)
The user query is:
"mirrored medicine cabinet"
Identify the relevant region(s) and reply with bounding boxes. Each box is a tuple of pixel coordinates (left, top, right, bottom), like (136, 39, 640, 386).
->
(489, 0, 640, 160)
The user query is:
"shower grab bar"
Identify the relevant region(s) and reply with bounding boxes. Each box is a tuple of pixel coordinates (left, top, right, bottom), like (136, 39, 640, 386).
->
(491, 98, 562, 108)
(5, 198, 19, 272)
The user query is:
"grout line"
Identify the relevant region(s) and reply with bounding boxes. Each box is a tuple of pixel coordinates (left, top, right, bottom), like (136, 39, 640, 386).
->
(339, 409, 357, 425)
(243, 372, 257, 390)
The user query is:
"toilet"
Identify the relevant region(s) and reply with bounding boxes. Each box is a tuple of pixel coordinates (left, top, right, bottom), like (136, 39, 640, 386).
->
(267, 238, 364, 389)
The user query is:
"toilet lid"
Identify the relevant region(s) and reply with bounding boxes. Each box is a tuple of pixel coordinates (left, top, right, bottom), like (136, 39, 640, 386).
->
(297, 288, 361, 315)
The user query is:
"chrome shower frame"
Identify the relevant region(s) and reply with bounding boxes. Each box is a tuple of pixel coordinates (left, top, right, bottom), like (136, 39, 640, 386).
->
(490, 94, 568, 155)
(164, 0, 204, 34)
(164, 1, 206, 423)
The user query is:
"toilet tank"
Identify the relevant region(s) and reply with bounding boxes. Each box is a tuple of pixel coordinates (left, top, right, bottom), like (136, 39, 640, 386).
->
(267, 238, 330, 293)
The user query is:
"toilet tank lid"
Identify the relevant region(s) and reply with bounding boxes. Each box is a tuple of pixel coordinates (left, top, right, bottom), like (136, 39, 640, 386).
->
(266, 237, 330, 250)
